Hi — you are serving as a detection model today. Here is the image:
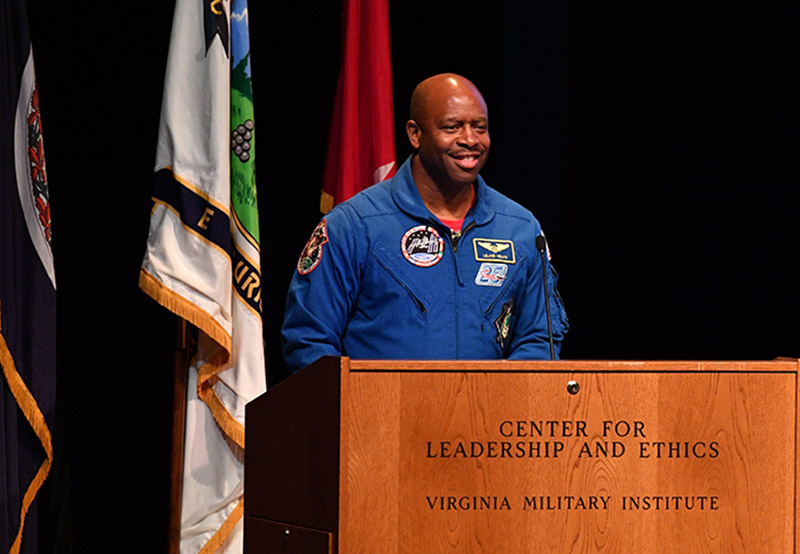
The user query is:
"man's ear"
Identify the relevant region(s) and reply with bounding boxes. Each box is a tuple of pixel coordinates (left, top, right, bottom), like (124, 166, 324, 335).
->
(406, 119, 421, 149)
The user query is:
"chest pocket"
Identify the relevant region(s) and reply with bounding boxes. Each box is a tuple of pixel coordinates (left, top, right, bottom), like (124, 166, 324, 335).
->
(476, 255, 526, 318)
(368, 242, 441, 315)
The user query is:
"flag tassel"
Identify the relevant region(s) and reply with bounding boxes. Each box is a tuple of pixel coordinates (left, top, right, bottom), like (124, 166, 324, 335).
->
(0, 303, 54, 554)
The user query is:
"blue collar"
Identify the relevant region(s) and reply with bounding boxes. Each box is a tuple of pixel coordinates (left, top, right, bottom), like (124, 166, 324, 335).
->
(390, 156, 495, 228)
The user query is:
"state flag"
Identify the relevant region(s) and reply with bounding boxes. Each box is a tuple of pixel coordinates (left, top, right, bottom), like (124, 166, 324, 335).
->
(1, 0, 57, 552)
(139, 0, 265, 551)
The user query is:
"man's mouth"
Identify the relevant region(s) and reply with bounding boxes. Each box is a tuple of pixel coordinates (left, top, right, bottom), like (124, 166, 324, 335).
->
(450, 151, 482, 170)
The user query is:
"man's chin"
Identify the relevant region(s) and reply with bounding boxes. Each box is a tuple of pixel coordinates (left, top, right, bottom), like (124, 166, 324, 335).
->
(445, 172, 481, 190)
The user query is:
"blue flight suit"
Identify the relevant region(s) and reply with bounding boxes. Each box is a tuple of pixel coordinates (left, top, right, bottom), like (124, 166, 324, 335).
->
(282, 158, 568, 373)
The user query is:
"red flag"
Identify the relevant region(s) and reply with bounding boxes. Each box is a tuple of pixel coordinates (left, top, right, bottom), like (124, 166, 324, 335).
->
(320, 0, 396, 214)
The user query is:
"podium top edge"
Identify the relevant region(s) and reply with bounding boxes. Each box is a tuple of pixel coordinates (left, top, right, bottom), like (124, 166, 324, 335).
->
(344, 358, 800, 373)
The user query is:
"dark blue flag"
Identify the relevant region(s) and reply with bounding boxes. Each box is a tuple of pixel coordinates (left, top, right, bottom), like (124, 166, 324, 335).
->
(1, 0, 56, 552)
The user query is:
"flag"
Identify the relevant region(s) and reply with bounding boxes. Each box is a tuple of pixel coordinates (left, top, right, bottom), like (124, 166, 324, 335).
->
(1, 0, 57, 553)
(139, 0, 265, 551)
(320, 0, 396, 213)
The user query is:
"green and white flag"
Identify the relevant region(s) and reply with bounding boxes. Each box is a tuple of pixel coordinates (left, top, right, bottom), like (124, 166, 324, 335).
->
(140, 0, 265, 551)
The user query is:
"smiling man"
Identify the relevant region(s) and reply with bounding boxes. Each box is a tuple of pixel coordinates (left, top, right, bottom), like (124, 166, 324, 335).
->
(282, 73, 568, 373)
(407, 74, 490, 219)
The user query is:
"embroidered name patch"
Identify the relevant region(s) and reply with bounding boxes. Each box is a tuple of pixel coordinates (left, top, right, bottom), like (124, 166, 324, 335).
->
(401, 225, 444, 267)
(473, 238, 516, 264)
(297, 219, 329, 275)
(475, 263, 508, 287)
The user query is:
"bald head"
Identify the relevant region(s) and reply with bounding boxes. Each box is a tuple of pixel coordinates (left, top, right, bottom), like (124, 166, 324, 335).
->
(406, 73, 491, 194)
(409, 73, 487, 124)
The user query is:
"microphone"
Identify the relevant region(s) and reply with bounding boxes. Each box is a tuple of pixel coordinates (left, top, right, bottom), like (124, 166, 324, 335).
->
(535, 235, 556, 360)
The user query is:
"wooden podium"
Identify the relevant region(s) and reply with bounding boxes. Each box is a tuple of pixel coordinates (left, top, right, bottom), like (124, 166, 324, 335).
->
(244, 357, 799, 553)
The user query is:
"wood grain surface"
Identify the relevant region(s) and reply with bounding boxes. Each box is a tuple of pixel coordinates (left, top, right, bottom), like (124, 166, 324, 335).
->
(337, 361, 797, 553)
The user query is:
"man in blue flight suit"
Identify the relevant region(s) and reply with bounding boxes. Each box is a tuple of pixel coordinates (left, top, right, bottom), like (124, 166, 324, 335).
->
(282, 73, 568, 373)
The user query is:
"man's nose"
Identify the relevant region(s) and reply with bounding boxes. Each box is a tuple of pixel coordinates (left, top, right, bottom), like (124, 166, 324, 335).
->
(457, 126, 479, 146)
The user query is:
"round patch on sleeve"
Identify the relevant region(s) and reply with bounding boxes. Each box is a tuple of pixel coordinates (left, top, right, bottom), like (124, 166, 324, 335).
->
(297, 219, 329, 275)
(401, 225, 444, 267)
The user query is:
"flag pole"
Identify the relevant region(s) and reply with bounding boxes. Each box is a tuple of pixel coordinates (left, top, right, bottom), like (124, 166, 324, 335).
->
(168, 319, 191, 554)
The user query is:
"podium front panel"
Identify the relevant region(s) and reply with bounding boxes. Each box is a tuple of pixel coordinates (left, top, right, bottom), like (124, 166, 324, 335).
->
(338, 361, 796, 553)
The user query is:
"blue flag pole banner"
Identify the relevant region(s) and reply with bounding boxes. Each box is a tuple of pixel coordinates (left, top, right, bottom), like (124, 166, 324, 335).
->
(139, 0, 265, 551)
(1, 0, 57, 553)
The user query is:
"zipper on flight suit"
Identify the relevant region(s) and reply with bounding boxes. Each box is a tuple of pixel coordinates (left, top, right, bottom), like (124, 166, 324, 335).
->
(439, 221, 476, 356)
(373, 255, 428, 313)
(450, 222, 476, 253)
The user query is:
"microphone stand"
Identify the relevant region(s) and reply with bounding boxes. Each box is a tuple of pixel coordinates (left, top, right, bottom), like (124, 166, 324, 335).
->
(535, 235, 556, 360)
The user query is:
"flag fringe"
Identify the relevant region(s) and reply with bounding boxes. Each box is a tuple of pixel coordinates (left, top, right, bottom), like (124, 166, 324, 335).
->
(0, 303, 54, 554)
(320, 190, 334, 214)
(195, 353, 245, 449)
(141, 268, 247, 550)
(198, 499, 244, 554)
(139, 268, 232, 354)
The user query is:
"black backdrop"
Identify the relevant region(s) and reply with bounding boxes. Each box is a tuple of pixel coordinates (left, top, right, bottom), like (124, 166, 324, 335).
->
(25, 0, 798, 551)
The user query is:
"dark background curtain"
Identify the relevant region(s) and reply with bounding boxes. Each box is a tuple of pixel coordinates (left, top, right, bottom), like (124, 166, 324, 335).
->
(26, 0, 797, 550)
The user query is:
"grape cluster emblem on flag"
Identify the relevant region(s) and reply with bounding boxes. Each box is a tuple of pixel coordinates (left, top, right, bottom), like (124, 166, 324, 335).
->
(231, 119, 253, 163)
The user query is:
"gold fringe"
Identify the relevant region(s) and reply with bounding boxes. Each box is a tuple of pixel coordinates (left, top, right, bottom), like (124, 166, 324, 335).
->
(188, 324, 246, 554)
(151, 200, 231, 261)
(320, 189, 334, 214)
(139, 268, 232, 353)
(165, 167, 230, 216)
(194, 345, 245, 449)
(140, 268, 250, 551)
(197, 499, 244, 554)
(197, 377, 245, 449)
(0, 303, 54, 554)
